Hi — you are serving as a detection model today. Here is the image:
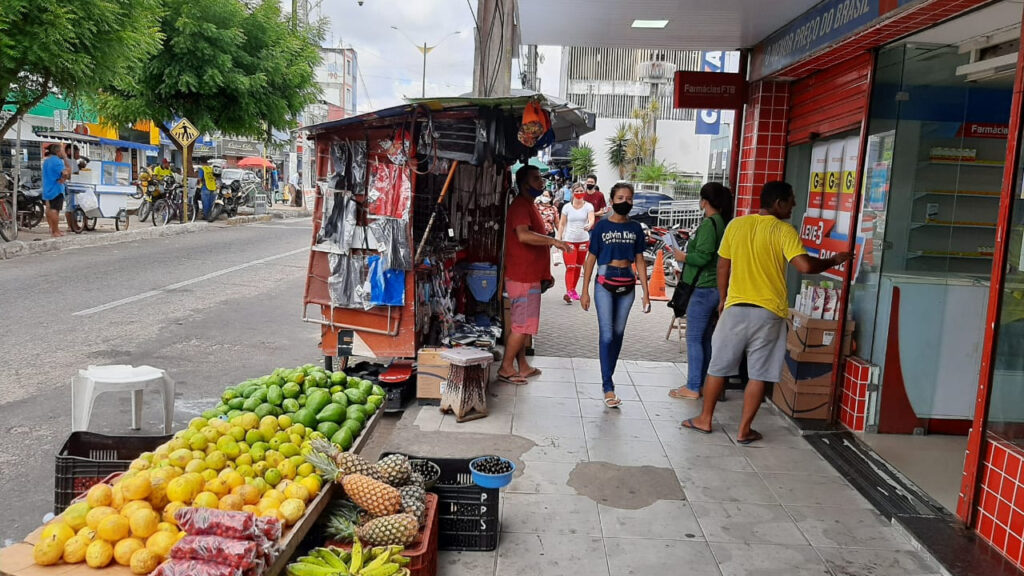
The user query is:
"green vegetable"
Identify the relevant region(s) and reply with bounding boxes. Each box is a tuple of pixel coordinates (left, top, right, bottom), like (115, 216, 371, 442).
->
(293, 408, 318, 429)
(331, 428, 354, 450)
(370, 384, 385, 397)
(228, 397, 246, 410)
(346, 405, 367, 425)
(267, 385, 284, 406)
(282, 382, 301, 399)
(341, 419, 363, 437)
(282, 398, 300, 413)
(242, 397, 261, 412)
(316, 421, 341, 439)
(254, 403, 275, 418)
(306, 389, 332, 415)
(358, 380, 374, 396)
(316, 402, 346, 424)
(344, 388, 367, 405)
(331, 392, 350, 410)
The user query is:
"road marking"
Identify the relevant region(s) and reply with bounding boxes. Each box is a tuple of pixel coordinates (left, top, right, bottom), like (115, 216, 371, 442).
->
(72, 247, 308, 316)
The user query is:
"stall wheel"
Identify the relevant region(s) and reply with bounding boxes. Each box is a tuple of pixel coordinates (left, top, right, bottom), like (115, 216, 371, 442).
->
(115, 209, 129, 231)
(84, 217, 97, 231)
(67, 209, 85, 234)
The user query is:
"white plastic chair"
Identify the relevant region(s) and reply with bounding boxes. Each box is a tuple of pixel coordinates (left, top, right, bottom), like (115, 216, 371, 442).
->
(71, 365, 175, 433)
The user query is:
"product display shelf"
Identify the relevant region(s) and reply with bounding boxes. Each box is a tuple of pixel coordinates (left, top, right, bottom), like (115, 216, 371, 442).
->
(913, 190, 1002, 200)
(906, 250, 994, 260)
(910, 220, 998, 230)
(920, 159, 1005, 167)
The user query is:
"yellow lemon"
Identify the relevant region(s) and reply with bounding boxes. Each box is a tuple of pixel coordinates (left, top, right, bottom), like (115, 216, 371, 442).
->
(155, 522, 179, 534)
(232, 483, 261, 505)
(193, 491, 220, 509)
(97, 514, 130, 542)
(33, 535, 64, 566)
(145, 531, 177, 559)
(120, 499, 154, 519)
(162, 501, 186, 525)
(86, 483, 113, 508)
(205, 478, 229, 498)
(299, 475, 322, 497)
(166, 476, 196, 503)
(61, 501, 91, 531)
(218, 494, 245, 511)
(86, 539, 114, 568)
(86, 506, 118, 530)
(40, 521, 76, 548)
(120, 475, 152, 501)
(263, 489, 286, 503)
(77, 527, 98, 542)
(129, 509, 160, 539)
(62, 535, 90, 564)
(278, 498, 305, 526)
(114, 537, 145, 566)
(130, 548, 161, 575)
(283, 482, 310, 503)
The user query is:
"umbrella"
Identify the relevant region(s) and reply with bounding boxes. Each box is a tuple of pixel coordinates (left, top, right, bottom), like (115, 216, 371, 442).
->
(237, 156, 274, 169)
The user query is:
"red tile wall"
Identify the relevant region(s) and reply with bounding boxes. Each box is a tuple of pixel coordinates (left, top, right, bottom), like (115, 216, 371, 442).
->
(840, 356, 873, 432)
(736, 81, 790, 215)
(975, 437, 1024, 569)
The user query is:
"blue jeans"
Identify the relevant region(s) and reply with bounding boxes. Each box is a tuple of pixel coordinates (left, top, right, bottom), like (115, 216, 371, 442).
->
(685, 287, 719, 391)
(201, 190, 216, 218)
(594, 278, 635, 393)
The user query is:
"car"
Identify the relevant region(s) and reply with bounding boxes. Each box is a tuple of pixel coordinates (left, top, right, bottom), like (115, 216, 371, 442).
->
(628, 191, 675, 227)
(220, 168, 261, 188)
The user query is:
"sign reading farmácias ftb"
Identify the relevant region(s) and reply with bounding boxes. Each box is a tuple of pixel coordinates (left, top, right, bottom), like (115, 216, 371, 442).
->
(673, 71, 746, 110)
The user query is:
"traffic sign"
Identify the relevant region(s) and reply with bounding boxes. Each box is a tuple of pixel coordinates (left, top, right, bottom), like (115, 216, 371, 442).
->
(170, 118, 199, 148)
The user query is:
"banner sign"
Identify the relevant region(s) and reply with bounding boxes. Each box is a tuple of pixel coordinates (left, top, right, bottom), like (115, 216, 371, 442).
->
(751, 0, 924, 79)
(956, 122, 1010, 139)
(673, 71, 746, 111)
(696, 51, 724, 135)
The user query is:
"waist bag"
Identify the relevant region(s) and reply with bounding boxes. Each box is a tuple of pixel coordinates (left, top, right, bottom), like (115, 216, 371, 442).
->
(597, 265, 635, 296)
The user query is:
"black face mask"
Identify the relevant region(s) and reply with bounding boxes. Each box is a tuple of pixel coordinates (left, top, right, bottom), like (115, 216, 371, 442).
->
(585, 183, 595, 190)
(612, 201, 632, 216)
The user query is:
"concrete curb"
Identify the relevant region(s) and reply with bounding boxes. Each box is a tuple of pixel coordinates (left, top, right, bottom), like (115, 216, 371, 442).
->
(0, 210, 311, 261)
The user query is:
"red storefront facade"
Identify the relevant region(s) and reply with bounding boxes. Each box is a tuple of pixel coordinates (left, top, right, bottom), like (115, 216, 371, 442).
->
(731, 0, 1024, 567)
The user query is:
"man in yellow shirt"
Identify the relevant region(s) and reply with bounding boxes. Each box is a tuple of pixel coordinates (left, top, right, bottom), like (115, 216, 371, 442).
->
(683, 181, 852, 444)
(152, 158, 172, 179)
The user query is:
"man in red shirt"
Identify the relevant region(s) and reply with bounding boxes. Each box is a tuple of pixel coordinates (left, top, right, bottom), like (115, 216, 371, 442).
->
(500, 165, 569, 383)
(582, 174, 607, 217)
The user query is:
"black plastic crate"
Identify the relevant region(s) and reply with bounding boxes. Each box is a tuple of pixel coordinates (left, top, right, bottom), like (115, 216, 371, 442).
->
(383, 452, 500, 551)
(54, 431, 172, 514)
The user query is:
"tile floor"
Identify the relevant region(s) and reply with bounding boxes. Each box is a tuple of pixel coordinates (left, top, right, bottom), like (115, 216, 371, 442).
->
(417, 356, 944, 576)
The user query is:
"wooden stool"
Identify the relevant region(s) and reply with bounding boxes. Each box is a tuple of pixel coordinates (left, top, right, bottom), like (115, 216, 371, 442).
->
(666, 316, 686, 353)
(439, 348, 493, 422)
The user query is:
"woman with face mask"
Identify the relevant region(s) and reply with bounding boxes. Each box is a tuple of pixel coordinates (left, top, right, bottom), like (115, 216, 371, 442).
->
(557, 183, 595, 304)
(580, 183, 651, 407)
(535, 190, 559, 237)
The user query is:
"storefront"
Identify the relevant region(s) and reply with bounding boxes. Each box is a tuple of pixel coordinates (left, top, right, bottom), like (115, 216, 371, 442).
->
(736, 0, 1024, 567)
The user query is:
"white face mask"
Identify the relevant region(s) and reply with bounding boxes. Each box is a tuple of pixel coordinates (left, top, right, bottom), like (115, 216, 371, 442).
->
(538, 196, 551, 204)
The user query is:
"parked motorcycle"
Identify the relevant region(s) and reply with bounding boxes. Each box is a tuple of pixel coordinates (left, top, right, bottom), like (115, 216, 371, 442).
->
(208, 179, 241, 221)
(644, 223, 690, 288)
(0, 172, 45, 241)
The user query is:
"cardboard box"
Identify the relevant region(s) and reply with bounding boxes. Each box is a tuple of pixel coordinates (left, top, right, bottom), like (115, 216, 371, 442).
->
(786, 309, 854, 363)
(783, 352, 832, 388)
(416, 347, 450, 400)
(772, 363, 832, 420)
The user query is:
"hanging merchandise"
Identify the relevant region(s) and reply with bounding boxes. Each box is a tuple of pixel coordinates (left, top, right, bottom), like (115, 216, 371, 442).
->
(368, 254, 406, 306)
(369, 217, 413, 270)
(379, 128, 411, 166)
(348, 139, 368, 196)
(328, 253, 356, 308)
(368, 161, 412, 220)
(316, 191, 358, 253)
(330, 141, 348, 190)
(517, 100, 550, 147)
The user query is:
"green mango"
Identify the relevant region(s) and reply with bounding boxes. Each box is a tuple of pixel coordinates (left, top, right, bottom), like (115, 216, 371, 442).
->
(251, 389, 268, 403)
(282, 398, 300, 413)
(366, 395, 384, 410)
(306, 389, 332, 415)
(202, 409, 221, 420)
(330, 371, 347, 385)
(227, 409, 242, 420)
(241, 386, 261, 398)
(293, 408, 318, 429)
(358, 380, 374, 396)
(282, 382, 301, 399)
(316, 402, 346, 424)
(242, 397, 261, 412)
(370, 384, 385, 397)
(254, 403, 275, 418)
(316, 421, 341, 439)
(345, 405, 367, 425)
(297, 394, 307, 406)
(331, 428, 354, 450)
(331, 392, 350, 410)
(361, 402, 377, 417)
(221, 388, 239, 402)
(341, 419, 363, 437)
(343, 388, 367, 405)
(228, 397, 246, 410)
(267, 375, 285, 388)
(267, 385, 284, 406)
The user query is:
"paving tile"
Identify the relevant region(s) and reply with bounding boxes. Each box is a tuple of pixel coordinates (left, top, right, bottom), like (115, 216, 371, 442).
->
(665, 441, 755, 472)
(763, 473, 873, 509)
(583, 417, 659, 442)
(514, 380, 578, 399)
(628, 371, 685, 387)
(642, 399, 698, 421)
(652, 419, 737, 447)
(439, 411, 512, 435)
(634, 384, 688, 403)
(411, 405, 444, 431)
(513, 396, 581, 418)
(742, 446, 840, 477)
(574, 367, 633, 385)
(495, 532, 608, 576)
(675, 468, 780, 504)
(506, 461, 579, 495)
(487, 380, 518, 397)
(519, 435, 589, 463)
(512, 414, 586, 439)
(586, 438, 671, 467)
(690, 501, 808, 545)
(438, 550, 496, 576)
(786, 506, 913, 550)
(816, 547, 943, 576)
(598, 500, 704, 541)
(531, 367, 576, 383)
(710, 542, 832, 576)
(572, 357, 601, 370)
(604, 538, 720, 576)
(500, 493, 602, 536)
(576, 383, 639, 401)
(674, 362, 688, 374)
(528, 356, 575, 369)
(623, 360, 684, 375)
(578, 398, 648, 419)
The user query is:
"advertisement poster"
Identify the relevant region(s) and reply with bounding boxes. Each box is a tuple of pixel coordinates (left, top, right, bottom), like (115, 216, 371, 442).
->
(799, 135, 863, 281)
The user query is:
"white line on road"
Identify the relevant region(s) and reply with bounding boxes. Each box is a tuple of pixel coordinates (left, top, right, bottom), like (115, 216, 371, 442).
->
(72, 247, 308, 316)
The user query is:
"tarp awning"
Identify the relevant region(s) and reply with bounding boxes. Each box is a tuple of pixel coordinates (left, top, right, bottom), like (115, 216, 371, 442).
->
(98, 137, 159, 152)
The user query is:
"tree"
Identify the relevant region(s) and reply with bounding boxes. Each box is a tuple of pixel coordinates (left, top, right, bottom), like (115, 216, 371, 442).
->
(95, 0, 323, 167)
(569, 144, 596, 180)
(634, 161, 677, 184)
(606, 122, 629, 180)
(0, 0, 163, 136)
(624, 99, 660, 177)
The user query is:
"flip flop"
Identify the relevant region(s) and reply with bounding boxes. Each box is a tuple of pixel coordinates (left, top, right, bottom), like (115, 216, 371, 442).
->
(681, 418, 712, 434)
(497, 372, 527, 385)
(520, 368, 542, 379)
(736, 430, 764, 445)
(604, 396, 622, 408)
(668, 387, 701, 400)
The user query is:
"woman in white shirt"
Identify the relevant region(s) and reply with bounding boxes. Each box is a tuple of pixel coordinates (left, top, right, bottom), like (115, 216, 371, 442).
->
(557, 183, 595, 304)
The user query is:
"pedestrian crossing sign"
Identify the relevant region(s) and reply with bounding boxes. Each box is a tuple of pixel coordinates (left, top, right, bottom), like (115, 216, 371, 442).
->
(170, 118, 199, 148)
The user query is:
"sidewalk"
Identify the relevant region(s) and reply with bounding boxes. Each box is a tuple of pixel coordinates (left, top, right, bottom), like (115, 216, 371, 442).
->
(366, 357, 944, 576)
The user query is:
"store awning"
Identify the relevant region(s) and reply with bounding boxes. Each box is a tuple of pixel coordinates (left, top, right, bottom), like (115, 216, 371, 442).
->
(98, 137, 159, 152)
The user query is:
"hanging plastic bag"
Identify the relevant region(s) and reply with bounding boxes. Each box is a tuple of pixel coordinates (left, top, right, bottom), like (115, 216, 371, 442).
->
(369, 218, 412, 270)
(330, 142, 348, 190)
(517, 100, 550, 147)
(349, 139, 367, 196)
(368, 255, 405, 306)
(368, 163, 411, 220)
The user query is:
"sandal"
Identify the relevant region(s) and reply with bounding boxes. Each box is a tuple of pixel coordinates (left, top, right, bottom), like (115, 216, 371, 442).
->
(519, 367, 542, 379)
(736, 430, 763, 445)
(603, 396, 622, 408)
(681, 418, 713, 434)
(668, 387, 701, 400)
(497, 372, 527, 385)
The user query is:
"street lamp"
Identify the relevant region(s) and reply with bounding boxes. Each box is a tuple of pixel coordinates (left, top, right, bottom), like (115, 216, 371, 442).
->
(390, 26, 460, 98)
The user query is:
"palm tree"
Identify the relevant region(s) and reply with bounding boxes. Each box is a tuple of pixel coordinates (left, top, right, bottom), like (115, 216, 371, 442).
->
(606, 123, 630, 180)
(569, 144, 596, 180)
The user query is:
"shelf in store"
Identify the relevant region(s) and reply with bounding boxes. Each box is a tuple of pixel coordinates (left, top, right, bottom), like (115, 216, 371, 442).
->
(910, 220, 998, 230)
(914, 190, 1002, 200)
(919, 159, 1005, 168)
(907, 250, 994, 260)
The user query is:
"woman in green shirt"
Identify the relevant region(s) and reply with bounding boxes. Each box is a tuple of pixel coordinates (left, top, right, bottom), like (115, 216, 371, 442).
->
(668, 183, 732, 399)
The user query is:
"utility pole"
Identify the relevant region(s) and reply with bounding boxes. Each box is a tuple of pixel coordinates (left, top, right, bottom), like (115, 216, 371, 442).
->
(472, 0, 516, 97)
(521, 45, 539, 91)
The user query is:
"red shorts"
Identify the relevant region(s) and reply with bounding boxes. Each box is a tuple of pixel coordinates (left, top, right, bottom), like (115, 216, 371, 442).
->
(506, 279, 542, 335)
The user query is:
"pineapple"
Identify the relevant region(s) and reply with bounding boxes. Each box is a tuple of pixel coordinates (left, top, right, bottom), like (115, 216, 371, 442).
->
(375, 454, 411, 486)
(310, 439, 380, 480)
(404, 471, 425, 489)
(355, 514, 419, 547)
(398, 485, 427, 524)
(304, 447, 342, 482)
(341, 474, 402, 517)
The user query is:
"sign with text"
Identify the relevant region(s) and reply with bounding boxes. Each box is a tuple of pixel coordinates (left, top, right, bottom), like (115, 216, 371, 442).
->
(673, 71, 746, 111)
(696, 51, 724, 135)
(956, 122, 1010, 139)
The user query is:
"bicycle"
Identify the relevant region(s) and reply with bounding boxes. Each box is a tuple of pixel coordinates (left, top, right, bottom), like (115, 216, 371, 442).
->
(0, 190, 17, 241)
(151, 182, 198, 226)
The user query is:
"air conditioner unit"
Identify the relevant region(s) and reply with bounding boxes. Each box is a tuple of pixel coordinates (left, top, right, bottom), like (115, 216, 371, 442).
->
(957, 29, 1019, 82)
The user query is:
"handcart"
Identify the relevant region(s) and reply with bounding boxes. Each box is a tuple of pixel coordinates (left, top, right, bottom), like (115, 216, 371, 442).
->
(64, 183, 130, 233)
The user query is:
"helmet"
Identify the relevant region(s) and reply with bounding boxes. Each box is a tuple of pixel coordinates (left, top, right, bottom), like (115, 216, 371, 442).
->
(212, 165, 223, 177)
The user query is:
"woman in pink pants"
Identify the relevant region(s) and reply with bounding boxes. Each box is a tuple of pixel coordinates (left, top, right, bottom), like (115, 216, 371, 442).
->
(558, 183, 595, 304)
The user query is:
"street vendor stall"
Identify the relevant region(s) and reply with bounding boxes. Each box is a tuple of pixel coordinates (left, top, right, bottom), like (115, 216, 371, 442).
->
(301, 95, 593, 368)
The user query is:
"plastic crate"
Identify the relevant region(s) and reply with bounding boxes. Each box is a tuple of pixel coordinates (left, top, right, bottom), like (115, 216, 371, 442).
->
(384, 453, 500, 552)
(54, 431, 171, 514)
(328, 493, 439, 576)
(383, 379, 415, 413)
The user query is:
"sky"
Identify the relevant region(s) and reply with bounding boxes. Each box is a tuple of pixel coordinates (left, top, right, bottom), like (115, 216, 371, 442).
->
(306, 0, 562, 113)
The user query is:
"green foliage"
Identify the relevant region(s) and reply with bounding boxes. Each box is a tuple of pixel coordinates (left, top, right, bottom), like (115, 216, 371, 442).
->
(569, 143, 596, 180)
(95, 0, 323, 146)
(606, 122, 629, 180)
(624, 99, 660, 177)
(634, 161, 677, 184)
(0, 0, 163, 135)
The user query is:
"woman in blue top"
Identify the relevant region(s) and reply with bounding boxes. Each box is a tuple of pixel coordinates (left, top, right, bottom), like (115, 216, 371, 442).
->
(41, 143, 67, 237)
(580, 182, 651, 407)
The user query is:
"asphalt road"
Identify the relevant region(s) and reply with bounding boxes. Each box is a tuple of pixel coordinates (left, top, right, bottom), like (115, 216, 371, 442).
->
(0, 218, 321, 543)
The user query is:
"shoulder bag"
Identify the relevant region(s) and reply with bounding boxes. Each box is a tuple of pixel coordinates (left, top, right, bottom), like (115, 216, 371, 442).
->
(667, 217, 720, 318)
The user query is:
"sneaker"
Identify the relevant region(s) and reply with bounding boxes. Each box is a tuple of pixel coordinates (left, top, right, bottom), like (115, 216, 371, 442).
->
(563, 293, 572, 304)
(570, 290, 581, 301)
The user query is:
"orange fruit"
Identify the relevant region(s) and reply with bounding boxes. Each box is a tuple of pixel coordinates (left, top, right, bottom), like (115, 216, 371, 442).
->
(130, 548, 161, 575)
(114, 537, 145, 566)
(129, 509, 160, 539)
(86, 506, 118, 530)
(97, 514, 130, 542)
(232, 483, 261, 505)
(218, 494, 244, 511)
(145, 531, 177, 559)
(120, 475, 152, 501)
(120, 500, 153, 519)
(86, 484, 113, 508)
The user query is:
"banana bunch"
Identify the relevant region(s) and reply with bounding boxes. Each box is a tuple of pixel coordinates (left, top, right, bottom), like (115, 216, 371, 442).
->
(286, 538, 410, 576)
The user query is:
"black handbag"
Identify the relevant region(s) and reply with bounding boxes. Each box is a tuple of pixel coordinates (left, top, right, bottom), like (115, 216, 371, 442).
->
(667, 218, 719, 318)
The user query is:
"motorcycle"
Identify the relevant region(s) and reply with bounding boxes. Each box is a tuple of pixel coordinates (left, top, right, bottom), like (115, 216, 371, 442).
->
(0, 172, 46, 240)
(208, 179, 241, 221)
(644, 223, 690, 288)
(136, 174, 169, 223)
